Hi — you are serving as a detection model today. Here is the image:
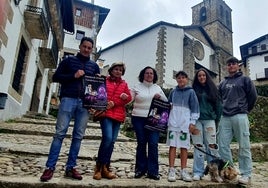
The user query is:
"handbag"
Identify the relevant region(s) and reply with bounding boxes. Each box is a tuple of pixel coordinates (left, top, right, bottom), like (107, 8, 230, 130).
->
(92, 110, 106, 122)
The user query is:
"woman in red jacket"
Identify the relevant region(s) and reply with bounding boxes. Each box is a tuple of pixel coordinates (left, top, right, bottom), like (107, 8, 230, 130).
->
(93, 62, 132, 180)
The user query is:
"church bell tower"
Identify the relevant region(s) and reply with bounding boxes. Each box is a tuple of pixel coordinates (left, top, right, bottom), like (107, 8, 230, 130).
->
(192, 0, 233, 79)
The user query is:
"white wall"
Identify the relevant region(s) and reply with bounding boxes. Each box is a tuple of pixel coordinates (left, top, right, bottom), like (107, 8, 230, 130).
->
(164, 27, 184, 88)
(64, 24, 95, 53)
(100, 27, 159, 88)
(99, 26, 190, 89)
(248, 55, 268, 80)
(0, 1, 44, 120)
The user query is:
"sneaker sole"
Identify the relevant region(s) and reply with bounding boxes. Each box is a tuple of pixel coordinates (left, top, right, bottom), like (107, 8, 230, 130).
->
(168, 178, 176, 182)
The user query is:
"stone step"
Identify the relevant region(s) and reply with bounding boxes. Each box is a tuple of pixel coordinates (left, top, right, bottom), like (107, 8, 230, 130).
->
(1, 116, 268, 187)
(0, 121, 134, 142)
(0, 176, 241, 188)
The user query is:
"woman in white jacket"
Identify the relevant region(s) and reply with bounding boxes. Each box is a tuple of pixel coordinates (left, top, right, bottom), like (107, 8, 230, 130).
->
(131, 66, 167, 180)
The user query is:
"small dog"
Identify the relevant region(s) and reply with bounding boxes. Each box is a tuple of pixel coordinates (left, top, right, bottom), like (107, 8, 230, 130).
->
(204, 158, 238, 183)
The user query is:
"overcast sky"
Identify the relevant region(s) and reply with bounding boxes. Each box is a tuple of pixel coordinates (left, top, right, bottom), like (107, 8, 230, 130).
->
(90, 0, 268, 59)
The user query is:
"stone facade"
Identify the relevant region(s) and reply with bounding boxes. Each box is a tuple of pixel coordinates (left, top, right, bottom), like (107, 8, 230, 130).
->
(191, 0, 234, 82)
(155, 26, 167, 87)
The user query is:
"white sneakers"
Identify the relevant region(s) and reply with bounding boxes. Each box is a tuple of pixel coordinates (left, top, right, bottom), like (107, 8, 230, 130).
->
(192, 174, 201, 181)
(238, 176, 251, 185)
(180, 169, 193, 182)
(168, 168, 193, 182)
(167, 167, 176, 182)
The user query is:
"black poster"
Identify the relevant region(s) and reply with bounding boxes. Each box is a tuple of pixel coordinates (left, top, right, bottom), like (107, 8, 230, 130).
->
(145, 98, 171, 133)
(83, 75, 107, 110)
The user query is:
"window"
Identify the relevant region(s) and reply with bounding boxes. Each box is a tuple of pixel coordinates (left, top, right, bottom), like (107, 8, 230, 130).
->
(261, 44, 267, 51)
(75, 8, 81, 17)
(252, 46, 257, 54)
(12, 38, 29, 94)
(226, 10, 230, 26)
(220, 5, 223, 18)
(200, 7, 207, 22)
(76, 30, 85, 40)
(264, 56, 268, 62)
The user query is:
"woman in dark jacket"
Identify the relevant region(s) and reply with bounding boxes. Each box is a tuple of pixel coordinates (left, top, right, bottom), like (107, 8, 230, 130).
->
(191, 68, 222, 181)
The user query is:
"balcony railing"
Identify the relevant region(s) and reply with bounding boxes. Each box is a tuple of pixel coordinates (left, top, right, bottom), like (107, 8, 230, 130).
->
(24, 5, 49, 40)
(256, 71, 268, 81)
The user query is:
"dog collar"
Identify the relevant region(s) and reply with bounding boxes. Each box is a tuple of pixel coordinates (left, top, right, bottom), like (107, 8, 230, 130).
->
(223, 160, 230, 169)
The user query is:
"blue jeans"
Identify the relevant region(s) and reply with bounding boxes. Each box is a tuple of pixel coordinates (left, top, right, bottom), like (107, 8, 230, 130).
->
(218, 114, 252, 177)
(191, 120, 219, 176)
(97, 118, 121, 164)
(45, 97, 89, 170)
(132, 116, 159, 176)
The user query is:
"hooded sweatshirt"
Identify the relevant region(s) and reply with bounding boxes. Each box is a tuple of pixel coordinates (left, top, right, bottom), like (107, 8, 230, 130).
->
(219, 71, 257, 116)
(168, 86, 200, 133)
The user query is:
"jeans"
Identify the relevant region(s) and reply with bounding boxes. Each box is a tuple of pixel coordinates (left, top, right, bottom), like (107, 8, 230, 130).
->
(45, 97, 89, 170)
(132, 116, 159, 176)
(218, 114, 252, 177)
(191, 120, 219, 176)
(97, 118, 121, 164)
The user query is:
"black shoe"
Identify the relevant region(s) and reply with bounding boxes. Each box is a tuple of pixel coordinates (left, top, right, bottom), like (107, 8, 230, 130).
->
(134, 171, 145, 178)
(147, 174, 160, 180)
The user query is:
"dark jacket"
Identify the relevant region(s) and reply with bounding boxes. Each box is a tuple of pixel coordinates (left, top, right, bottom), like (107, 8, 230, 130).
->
(53, 53, 100, 99)
(219, 71, 257, 116)
(196, 87, 222, 123)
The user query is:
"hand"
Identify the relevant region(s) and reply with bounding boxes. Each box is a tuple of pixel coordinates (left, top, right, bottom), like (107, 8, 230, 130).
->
(189, 124, 199, 135)
(88, 108, 95, 114)
(107, 101, 114, 109)
(154, 93, 161, 99)
(120, 93, 128, 100)
(74, 70, 85, 78)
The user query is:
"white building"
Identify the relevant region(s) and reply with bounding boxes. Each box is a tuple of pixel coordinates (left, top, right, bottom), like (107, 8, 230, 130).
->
(240, 34, 268, 84)
(99, 0, 234, 89)
(0, 0, 107, 121)
(100, 22, 216, 88)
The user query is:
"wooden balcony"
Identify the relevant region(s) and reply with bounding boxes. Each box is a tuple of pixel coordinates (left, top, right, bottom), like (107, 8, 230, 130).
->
(45, 0, 64, 49)
(39, 37, 59, 69)
(24, 5, 49, 40)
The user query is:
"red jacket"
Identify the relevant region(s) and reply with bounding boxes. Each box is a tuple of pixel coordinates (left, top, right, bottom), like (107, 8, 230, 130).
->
(105, 76, 132, 122)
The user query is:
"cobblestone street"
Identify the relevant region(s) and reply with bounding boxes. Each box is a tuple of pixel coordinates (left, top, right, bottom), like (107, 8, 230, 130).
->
(0, 114, 267, 187)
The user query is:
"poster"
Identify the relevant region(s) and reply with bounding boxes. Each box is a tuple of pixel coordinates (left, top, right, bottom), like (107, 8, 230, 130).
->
(144, 98, 171, 133)
(82, 75, 107, 110)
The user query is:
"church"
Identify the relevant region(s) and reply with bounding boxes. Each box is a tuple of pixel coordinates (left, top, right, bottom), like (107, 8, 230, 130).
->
(98, 0, 233, 88)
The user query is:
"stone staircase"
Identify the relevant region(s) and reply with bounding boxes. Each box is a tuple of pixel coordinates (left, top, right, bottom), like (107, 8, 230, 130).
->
(0, 112, 267, 187)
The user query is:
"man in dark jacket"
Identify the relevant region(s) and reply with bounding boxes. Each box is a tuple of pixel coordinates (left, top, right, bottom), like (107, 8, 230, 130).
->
(40, 37, 100, 182)
(218, 57, 257, 185)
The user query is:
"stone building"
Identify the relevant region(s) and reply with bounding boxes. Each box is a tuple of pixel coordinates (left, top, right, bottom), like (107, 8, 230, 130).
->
(99, 0, 234, 88)
(0, 0, 109, 120)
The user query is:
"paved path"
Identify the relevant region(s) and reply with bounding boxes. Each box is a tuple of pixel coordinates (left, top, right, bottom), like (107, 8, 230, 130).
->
(0, 114, 267, 187)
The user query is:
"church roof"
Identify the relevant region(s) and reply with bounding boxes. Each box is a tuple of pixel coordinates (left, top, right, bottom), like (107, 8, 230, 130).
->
(100, 21, 216, 53)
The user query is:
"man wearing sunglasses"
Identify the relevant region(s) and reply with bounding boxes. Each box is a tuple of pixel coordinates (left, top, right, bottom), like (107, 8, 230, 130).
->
(217, 56, 257, 185)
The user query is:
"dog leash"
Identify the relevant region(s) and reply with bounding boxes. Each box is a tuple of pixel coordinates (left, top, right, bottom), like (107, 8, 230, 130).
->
(193, 145, 220, 159)
(193, 145, 231, 169)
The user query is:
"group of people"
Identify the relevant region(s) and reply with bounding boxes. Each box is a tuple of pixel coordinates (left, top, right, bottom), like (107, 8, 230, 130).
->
(40, 36, 257, 186)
